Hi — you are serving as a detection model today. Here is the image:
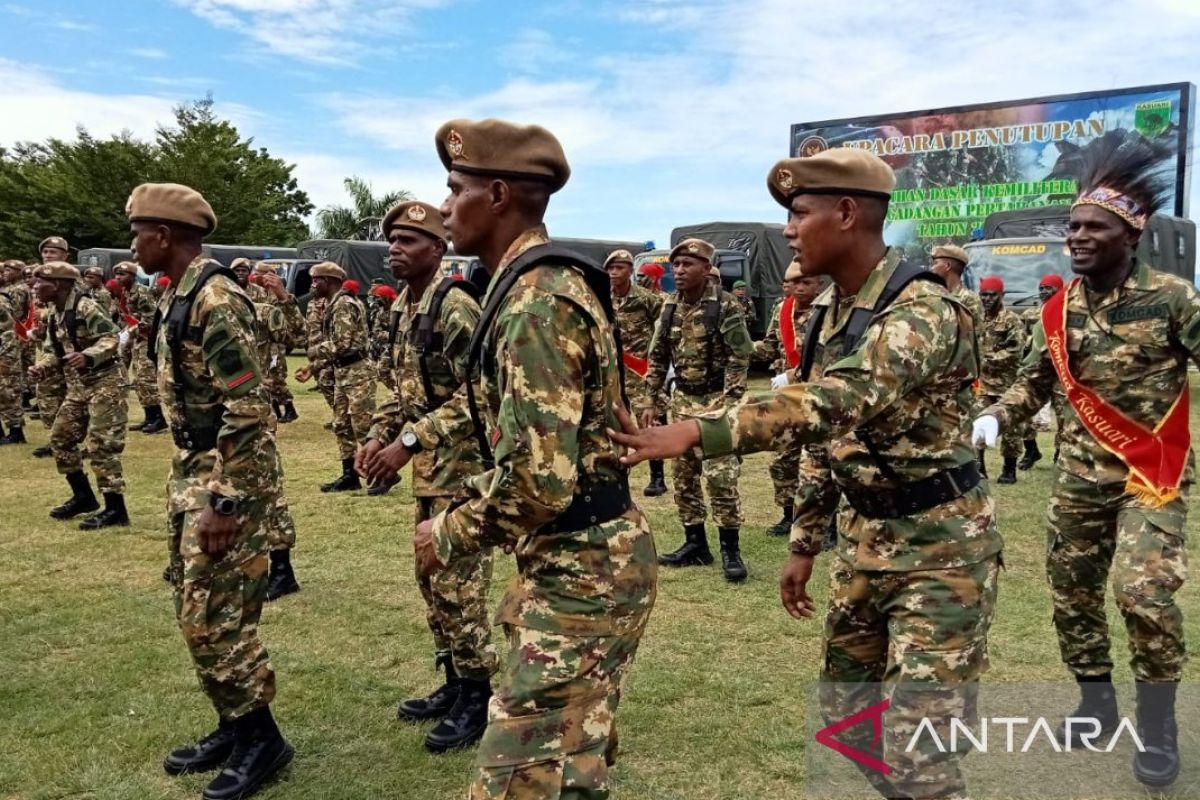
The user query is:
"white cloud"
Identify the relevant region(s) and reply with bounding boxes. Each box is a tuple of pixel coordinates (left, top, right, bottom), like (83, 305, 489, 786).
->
(129, 47, 168, 60)
(53, 18, 95, 31)
(174, 0, 451, 65)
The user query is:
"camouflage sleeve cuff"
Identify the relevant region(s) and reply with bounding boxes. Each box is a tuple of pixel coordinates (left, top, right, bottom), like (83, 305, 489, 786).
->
(788, 534, 824, 557)
(980, 401, 1008, 429)
(430, 509, 457, 567)
(697, 416, 733, 458)
(409, 418, 441, 451)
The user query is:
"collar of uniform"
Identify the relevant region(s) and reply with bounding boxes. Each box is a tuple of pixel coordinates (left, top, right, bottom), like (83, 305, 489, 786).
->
(497, 225, 551, 273)
(175, 255, 212, 295)
(824, 248, 901, 337)
(1074, 259, 1151, 313)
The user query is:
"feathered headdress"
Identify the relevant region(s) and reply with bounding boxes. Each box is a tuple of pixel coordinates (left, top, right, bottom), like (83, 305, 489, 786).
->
(1072, 131, 1172, 230)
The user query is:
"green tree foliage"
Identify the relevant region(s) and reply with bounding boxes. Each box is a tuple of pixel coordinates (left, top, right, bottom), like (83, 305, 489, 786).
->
(315, 176, 412, 240)
(0, 98, 313, 261)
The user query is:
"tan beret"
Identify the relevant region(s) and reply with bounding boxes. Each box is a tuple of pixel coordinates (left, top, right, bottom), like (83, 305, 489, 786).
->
(382, 201, 447, 243)
(768, 148, 896, 208)
(112, 261, 138, 276)
(39, 236, 69, 253)
(436, 118, 570, 193)
(2, 259, 26, 271)
(669, 238, 715, 263)
(603, 249, 634, 268)
(784, 259, 804, 281)
(36, 261, 80, 280)
(932, 244, 969, 265)
(82, 266, 104, 278)
(310, 261, 346, 281)
(126, 182, 217, 235)
(253, 261, 275, 274)
(230, 258, 253, 271)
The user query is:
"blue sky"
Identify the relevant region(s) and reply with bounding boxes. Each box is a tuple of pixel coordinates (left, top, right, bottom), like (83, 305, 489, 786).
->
(2, 0, 1200, 245)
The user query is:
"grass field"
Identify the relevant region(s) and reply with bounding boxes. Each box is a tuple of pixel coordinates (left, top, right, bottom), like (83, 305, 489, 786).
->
(3, 375, 1200, 800)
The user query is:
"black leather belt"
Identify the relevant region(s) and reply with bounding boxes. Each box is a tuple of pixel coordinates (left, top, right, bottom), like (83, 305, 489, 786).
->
(333, 350, 366, 368)
(841, 461, 981, 520)
(540, 481, 633, 534)
(673, 378, 723, 396)
(171, 420, 218, 452)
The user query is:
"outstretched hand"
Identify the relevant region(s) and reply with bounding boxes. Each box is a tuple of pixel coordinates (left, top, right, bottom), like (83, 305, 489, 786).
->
(607, 403, 702, 466)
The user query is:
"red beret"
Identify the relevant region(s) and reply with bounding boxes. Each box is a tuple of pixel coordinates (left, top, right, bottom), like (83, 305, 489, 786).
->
(979, 276, 1004, 293)
(1039, 274, 1064, 290)
(156, 275, 172, 287)
(106, 279, 122, 293)
(369, 284, 397, 300)
(343, 279, 361, 295)
(640, 263, 665, 279)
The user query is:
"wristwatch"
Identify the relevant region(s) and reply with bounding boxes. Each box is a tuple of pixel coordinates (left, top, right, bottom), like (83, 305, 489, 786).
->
(400, 430, 423, 454)
(209, 495, 240, 515)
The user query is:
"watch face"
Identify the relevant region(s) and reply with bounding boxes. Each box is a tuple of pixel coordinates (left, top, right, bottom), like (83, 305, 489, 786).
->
(403, 432, 417, 447)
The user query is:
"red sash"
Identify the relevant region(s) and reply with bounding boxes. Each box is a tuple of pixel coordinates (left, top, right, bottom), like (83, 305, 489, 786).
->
(1042, 281, 1190, 506)
(14, 305, 36, 342)
(779, 296, 800, 369)
(117, 295, 139, 330)
(622, 351, 649, 378)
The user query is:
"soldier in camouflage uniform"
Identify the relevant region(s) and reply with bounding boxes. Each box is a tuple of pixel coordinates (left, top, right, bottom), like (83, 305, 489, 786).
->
(1015, 272, 1067, 470)
(732, 279, 757, 332)
(130, 183, 292, 799)
(112, 262, 168, 433)
(298, 261, 376, 492)
(614, 149, 1001, 800)
(231, 258, 268, 304)
(0, 286, 25, 443)
(928, 243, 983, 322)
(408, 119, 656, 799)
(2, 260, 34, 417)
(303, 293, 337, 422)
(252, 262, 301, 423)
(645, 237, 752, 582)
(753, 259, 823, 537)
(978, 138, 1192, 786)
(366, 283, 398, 386)
(357, 200, 497, 752)
(976, 275, 1026, 483)
(81, 266, 115, 318)
(28, 262, 129, 529)
(605, 248, 667, 498)
(30, 237, 71, 458)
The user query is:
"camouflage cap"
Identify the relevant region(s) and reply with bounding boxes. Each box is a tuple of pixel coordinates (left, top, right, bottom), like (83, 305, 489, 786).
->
(768, 148, 896, 208)
(670, 238, 715, 263)
(39, 236, 69, 254)
(931, 244, 969, 265)
(125, 182, 217, 235)
(784, 259, 804, 281)
(35, 261, 80, 280)
(382, 200, 447, 243)
(436, 118, 570, 192)
(82, 266, 104, 278)
(603, 249, 634, 268)
(310, 261, 346, 281)
(230, 257, 253, 272)
(112, 261, 138, 276)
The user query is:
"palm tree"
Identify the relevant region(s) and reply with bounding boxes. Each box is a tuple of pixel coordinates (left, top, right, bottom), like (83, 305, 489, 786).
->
(315, 176, 412, 240)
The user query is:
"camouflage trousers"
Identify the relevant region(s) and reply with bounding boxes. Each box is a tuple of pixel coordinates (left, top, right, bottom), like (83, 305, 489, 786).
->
(1046, 470, 1188, 683)
(35, 370, 65, 430)
(264, 444, 297, 552)
(821, 556, 999, 799)
(470, 625, 643, 800)
(979, 393, 1022, 460)
(318, 365, 336, 411)
(0, 346, 23, 427)
(672, 450, 742, 528)
(51, 377, 128, 493)
(169, 505, 276, 719)
(129, 338, 159, 408)
(416, 496, 497, 681)
(769, 441, 802, 510)
(331, 361, 375, 459)
(262, 345, 293, 405)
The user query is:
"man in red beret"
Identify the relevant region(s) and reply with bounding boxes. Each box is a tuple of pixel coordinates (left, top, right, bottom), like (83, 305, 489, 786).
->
(1014, 273, 1068, 470)
(976, 275, 1026, 483)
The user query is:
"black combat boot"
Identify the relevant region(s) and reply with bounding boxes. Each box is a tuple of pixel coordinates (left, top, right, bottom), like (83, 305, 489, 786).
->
(822, 519, 838, 552)
(1057, 674, 1119, 748)
(278, 402, 298, 423)
(141, 405, 168, 434)
(1134, 682, 1180, 787)
(767, 506, 794, 537)
(320, 458, 361, 492)
(424, 678, 492, 753)
(50, 471, 100, 519)
(270, 401, 282, 421)
(658, 523, 714, 567)
(398, 653, 462, 721)
(164, 718, 237, 775)
(643, 460, 667, 497)
(21, 389, 34, 411)
(976, 450, 988, 479)
(265, 549, 300, 601)
(718, 527, 748, 583)
(129, 409, 148, 432)
(997, 456, 1018, 484)
(366, 473, 400, 496)
(0, 424, 25, 444)
(79, 492, 130, 530)
(32, 444, 52, 458)
(1018, 439, 1042, 470)
(201, 706, 293, 800)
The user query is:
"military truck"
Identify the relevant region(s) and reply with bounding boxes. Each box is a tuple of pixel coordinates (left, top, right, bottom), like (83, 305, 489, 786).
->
(964, 206, 1196, 307)
(292, 239, 395, 299)
(78, 244, 299, 282)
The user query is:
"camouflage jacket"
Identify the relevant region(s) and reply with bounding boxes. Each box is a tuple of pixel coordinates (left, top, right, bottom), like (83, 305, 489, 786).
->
(737, 293, 757, 329)
(979, 306, 1025, 394)
(125, 281, 157, 325)
(953, 285, 984, 324)
(1020, 305, 1041, 355)
(244, 281, 269, 304)
(754, 297, 814, 373)
(987, 261, 1200, 487)
(307, 289, 370, 371)
(428, 226, 656, 637)
(0, 293, 18, 362)
(255, 297, 304, 356)
(698, 248, 1001, 572)
(2, 281, 31, 321)
(369, 279, 484, 496)
(305, 296, 327, 349)
(646, 283, 751, 417)
(366, 295, 393, 360)
(613, 281, 663, 414)
(38, 289, 121, 395)
(85, 286, 115, 320)
(155, 256, 275, 516)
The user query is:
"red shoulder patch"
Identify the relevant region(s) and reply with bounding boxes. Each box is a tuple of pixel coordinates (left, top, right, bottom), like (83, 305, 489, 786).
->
(228, 370, 256, 389)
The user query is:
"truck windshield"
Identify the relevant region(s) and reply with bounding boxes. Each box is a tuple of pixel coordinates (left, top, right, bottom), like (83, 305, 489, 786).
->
(964, 240, 1072, 301)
